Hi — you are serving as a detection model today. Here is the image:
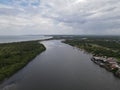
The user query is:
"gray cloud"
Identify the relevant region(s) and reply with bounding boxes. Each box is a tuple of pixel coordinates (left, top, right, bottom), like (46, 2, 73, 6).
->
(0, 0, 120, 35)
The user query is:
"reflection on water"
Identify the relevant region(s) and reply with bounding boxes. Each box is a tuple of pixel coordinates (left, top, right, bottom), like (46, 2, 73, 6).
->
(0, 40, 120, 90)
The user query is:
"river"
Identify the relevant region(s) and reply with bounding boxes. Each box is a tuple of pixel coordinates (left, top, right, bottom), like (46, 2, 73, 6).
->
(0, 40, 120, 90)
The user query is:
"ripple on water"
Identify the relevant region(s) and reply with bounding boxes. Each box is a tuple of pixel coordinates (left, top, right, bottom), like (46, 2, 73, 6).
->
(2, 83, 17, 90)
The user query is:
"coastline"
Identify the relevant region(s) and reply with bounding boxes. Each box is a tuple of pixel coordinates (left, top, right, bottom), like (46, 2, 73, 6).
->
(63, 39, 120, 78)
(0, 40, 46, 82)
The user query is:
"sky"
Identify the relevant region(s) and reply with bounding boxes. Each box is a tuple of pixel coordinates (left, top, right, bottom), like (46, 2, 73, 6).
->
(0, 0, 120, 35)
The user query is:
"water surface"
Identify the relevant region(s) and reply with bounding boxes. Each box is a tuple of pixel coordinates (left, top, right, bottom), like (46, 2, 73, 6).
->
(0, 35, 52, 43)
(0, 40, 120, 90)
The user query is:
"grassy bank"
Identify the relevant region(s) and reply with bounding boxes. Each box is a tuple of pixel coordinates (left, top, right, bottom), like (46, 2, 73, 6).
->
(0, 41, 46, 81)
(63, 39, 120, 62)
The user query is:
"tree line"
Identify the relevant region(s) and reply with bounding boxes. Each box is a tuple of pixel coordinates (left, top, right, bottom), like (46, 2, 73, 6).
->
(63, 39, 120, 61)
(0, 41, 46, 81)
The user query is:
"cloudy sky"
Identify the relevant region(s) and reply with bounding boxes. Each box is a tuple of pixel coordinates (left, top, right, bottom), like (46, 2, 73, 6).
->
(0, 0, 120, 35)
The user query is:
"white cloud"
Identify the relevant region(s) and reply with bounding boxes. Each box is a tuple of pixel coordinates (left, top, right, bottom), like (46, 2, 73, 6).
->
(0, 0, 120, 35)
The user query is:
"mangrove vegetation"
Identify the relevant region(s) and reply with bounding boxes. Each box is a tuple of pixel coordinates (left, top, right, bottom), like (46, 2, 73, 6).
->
(0, 41, 46, 81)
(63, 38, 120, 62)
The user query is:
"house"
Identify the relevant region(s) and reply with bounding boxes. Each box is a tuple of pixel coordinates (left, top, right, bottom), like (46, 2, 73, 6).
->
(104, 58, 119, 71)
(110, 64, 119, 70)
(115, 69, 120, 77)
(91, 57, 106, 63)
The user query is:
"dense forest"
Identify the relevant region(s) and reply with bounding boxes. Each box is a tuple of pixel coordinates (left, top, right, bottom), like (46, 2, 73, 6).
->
(0, 41, 46, 81)
(63, 38, 120, 61)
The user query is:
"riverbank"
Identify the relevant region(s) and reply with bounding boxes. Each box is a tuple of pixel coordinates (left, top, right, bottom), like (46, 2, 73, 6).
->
(0, 40, 46, 82)
(91, 56, 120, 77)
(63, 39, 120, 61)
(63, 39, 120, 78)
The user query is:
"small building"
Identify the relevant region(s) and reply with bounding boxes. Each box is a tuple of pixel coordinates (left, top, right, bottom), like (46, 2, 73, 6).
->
(110, 64, 119, 70)
(115, 69, 120, 77)
(91, 57, 107, 63)
(104, 58, 120, 71)
(105, 58, 117, 65)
